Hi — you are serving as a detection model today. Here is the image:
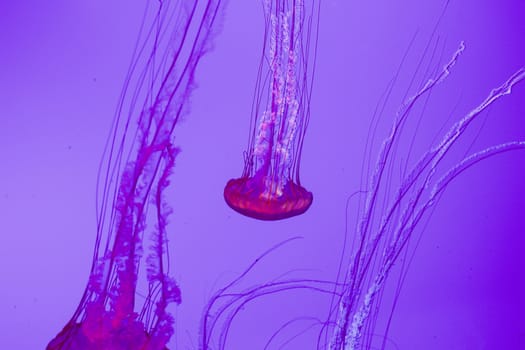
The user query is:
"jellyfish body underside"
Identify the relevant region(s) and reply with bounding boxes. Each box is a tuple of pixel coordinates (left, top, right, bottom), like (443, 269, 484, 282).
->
(47, 321, 170, 350)
(224, 174, 313, 221)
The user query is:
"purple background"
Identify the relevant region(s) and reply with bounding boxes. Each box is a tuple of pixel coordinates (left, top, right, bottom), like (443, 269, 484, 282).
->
(1, 0, 524, 349)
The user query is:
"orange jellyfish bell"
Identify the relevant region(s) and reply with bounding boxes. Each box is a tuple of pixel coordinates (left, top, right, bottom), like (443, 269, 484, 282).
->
(224, 174, 313, 221)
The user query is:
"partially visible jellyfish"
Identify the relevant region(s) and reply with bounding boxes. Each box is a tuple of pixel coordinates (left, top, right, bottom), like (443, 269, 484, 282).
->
(325, 47, 525, 349)
(224, 0, 320, 220)
(47, 1, 225, 349)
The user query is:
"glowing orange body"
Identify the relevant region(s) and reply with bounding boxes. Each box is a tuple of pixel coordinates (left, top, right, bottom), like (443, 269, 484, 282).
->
(224, 177, 313, 221)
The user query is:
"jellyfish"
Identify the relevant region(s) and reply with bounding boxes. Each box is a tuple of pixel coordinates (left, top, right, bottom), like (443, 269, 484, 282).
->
(223, 0, 320, 220)
(46, 1, 225, 349)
